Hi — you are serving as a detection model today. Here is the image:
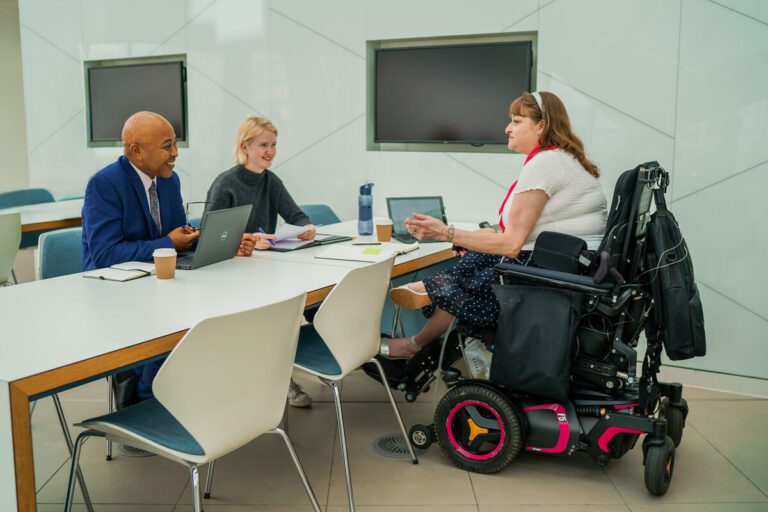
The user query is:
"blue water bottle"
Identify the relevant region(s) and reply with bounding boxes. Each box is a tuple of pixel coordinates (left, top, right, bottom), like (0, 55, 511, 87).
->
(358, 182, 374, 235)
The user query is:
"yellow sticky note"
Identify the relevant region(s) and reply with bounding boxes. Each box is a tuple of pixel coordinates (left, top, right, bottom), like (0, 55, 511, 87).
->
(362, 248, 384, 255)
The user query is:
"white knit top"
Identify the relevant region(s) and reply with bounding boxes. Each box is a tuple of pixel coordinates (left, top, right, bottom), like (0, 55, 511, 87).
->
(501, 149, 607, 250)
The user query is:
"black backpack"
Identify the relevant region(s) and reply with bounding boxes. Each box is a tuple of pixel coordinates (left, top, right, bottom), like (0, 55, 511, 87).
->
(645, 186, 706, 360)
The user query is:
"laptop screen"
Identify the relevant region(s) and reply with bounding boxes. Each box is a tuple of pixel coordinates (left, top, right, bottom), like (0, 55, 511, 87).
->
(386, 196, 447, 235)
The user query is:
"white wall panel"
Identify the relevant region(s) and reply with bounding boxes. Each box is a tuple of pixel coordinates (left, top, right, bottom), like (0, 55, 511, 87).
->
(672, 162, 768, 320)
(673, 0, 768, 200)
(365, 0, 538, 40)
(271, 0, 365, 56)
(538, 0, 680, 137)
(19, 27, 84, 152)
(536, 73, 675, 196)
(716, 0, 768, 24)
(18, 0, 81, 61)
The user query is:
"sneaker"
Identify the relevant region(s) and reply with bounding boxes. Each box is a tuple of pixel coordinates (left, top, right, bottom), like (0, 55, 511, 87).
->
(288, 379, 312, 408)
(118, 444, 156, 457)
(390, 286, 431, 309)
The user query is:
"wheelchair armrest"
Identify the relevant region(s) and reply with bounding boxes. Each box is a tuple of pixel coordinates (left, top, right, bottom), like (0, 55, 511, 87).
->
(532, 231, 589, 274)
(494, 262, 615, 295)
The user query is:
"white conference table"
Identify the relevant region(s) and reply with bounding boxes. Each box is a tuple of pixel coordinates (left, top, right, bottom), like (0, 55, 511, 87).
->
(0, 223, 459, 512)
(0, 199, 84, 233)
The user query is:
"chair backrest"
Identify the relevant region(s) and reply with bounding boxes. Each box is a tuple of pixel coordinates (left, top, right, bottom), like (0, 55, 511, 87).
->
(0, 188, 54, 209)
(597, 162, 659, 278)
(152, 292, 306, 460)
(300, 204, 341, 225)
(37, 227, 83, 280)
(0, 212, 21, 285)
(313, 257, 395, 376)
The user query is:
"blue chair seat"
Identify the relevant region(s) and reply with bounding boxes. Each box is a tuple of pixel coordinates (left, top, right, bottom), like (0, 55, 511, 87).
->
(79, 398, 204, 456)
(295, 324, 342, 377)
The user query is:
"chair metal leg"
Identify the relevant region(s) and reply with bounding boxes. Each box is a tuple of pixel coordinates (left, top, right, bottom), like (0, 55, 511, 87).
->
(432, 318, 457, 412)
(325, 380, 355, 512)
(204, 459, 215, 499)
(269, 428, 322, 512)
(367, 358, 419, 464)
(106, 376, 114, 460)
(29, 399, 37, 417)
(65, 431, 104, 512)
(11, 268, 17, 284)
(53, 394, 96, 512)
(190, 465, 204, 512)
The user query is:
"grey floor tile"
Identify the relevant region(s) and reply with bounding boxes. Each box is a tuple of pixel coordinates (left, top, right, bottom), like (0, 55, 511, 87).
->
(629, 504, 768, 512)
(685, 399, 768, 495)
(176, 433, 333, 506)
(32, 396, 108, 492)
(470, 452, 624, 506)
(681, 386, 765, 402)
(38, 506, 174, 512)
(327, 507, 478, 512)
(36, 438, 190, 505)
(603, 415, 766, 504)
(479, 506, 630, 512)
(174, 505, 316, 511)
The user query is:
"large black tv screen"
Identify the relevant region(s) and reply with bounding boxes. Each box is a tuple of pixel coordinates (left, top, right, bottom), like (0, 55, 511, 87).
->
(88, 61, 187, 142)
(375, 42, 532, 144)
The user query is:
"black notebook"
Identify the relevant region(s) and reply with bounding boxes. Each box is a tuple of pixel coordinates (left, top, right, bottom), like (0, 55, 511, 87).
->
(271, 233, 353, 252)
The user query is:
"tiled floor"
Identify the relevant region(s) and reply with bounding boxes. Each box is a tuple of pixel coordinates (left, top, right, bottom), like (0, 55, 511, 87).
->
(32, 370, 768, 512)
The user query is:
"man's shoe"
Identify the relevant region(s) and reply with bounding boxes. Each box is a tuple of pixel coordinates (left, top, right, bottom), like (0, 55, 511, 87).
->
(390, 286, 431, 309)
(118, 444, 156, 457)
(288, 379, 312, 408)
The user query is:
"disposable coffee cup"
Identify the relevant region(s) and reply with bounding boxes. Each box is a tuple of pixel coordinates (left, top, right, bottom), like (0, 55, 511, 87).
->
(376, 219, 393, 242)
(153, 248, 177, 280)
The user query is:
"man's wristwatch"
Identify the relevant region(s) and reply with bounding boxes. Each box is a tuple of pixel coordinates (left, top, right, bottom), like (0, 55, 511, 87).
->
(446, 224, 455, 242)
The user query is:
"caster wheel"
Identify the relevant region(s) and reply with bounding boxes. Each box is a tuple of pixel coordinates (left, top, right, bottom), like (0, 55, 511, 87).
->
(644, 436, 675, 496)
(204, 492, 210, 499)
(405, 392, 417, 403)
(434, 383, 522, 474)
(660, 397, 686, 447)
(409, 424, 434, 450)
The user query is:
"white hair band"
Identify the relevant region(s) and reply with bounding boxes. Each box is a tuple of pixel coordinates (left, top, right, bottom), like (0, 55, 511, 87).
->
(531, 91, 544, 113)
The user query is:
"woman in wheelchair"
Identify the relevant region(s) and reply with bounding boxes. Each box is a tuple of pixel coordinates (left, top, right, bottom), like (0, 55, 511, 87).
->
(380, 91, 608, 359)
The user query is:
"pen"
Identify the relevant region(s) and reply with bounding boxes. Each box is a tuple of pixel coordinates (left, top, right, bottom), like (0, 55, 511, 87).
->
(352, 242, 381, 245)
(257, 227, 276, 247)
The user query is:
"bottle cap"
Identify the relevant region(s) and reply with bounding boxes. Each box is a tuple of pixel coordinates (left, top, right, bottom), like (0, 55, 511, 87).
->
(359, 183, 374, 195)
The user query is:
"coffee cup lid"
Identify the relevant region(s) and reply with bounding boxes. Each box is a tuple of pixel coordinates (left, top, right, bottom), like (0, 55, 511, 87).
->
(153, 248, 177, 257)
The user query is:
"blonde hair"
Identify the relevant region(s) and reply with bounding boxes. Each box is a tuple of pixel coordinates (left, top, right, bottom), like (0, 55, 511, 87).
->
(509, 91, 600, 178)
(233, 116, 278, 165)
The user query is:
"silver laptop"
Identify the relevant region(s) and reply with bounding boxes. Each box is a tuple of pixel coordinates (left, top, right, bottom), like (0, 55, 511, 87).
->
(386, 196, 448, 244)
(176, 205, 252, 270)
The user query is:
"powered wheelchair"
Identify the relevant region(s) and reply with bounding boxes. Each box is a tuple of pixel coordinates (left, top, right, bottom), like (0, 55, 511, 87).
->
(364, 162, 704, 496)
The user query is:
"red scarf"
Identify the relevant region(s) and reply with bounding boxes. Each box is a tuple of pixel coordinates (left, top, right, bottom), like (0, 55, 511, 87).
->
(498, 145, 557, 232)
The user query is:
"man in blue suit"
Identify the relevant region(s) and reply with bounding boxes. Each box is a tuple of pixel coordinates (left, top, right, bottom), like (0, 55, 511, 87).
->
(81, 113, 203, 453)
(82, 111, 200, 270)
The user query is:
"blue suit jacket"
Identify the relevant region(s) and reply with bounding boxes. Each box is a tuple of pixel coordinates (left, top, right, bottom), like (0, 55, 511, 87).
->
(81, 156, 186, 270)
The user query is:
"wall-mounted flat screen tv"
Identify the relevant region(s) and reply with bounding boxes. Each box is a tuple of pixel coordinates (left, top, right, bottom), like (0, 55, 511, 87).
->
(375, 41, 532, 145)
(87, 60, 187, 142)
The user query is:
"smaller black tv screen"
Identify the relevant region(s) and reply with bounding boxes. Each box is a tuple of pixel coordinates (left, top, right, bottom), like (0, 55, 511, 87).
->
(375, 42, 532, 144)
(88, 61, 187, 142)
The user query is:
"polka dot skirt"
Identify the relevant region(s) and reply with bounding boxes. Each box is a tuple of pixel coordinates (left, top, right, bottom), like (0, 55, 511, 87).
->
(422, 250, 533, 327)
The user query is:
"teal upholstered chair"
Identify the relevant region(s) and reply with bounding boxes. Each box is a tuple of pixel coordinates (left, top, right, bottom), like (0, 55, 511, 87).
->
(299, 204, 341, 225)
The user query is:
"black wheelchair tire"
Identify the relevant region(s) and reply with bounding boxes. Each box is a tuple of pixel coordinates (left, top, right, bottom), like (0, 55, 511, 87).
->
(660, 397, 685, 447)
(644, 436, 675, 496)
(434, 383, 523, 474)
(409, 424, 434, 450)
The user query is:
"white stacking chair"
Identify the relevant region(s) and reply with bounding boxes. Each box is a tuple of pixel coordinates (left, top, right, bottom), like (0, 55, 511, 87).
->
(64, 293, 321, 512)
(0, 212, 21, 285)
(294, 256, 418, 511)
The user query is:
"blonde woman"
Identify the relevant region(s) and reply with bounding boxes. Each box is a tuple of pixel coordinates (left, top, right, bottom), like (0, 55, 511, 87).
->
(205, 116, 315, 407)
(205, 116, 316, 251)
